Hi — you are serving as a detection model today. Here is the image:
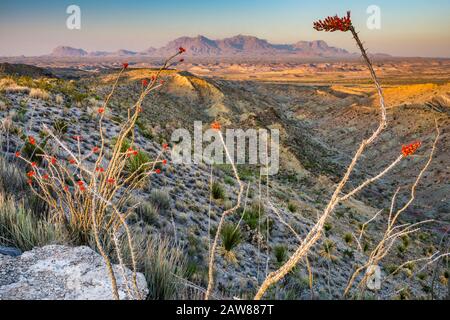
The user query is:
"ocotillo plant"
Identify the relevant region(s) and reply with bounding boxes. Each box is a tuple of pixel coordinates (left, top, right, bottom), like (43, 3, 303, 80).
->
(15, 48, 186, 300)
(254, 11, 439, 300)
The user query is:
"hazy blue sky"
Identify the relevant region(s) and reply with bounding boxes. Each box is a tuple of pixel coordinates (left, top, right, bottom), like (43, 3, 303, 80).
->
(0, 0, 449, 57)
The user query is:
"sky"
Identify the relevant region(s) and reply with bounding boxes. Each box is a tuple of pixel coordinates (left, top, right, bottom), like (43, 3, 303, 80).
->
(0, 0, 449, 57)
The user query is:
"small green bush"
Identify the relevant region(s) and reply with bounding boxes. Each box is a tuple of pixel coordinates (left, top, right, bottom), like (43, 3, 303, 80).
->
(343, 233, 353, 244)
(149, 189, 171, 211)
(211, 181, 225, 200)
(273, 244, 288, 264)
(287, 201, 298, 213)
(137, 202, 159, 224)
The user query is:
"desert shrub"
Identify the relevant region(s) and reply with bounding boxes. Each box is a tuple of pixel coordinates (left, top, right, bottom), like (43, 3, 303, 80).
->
(287, 201, 298, 213)
(0, 78, 30, 93)
(0, 194, 65, 250)
(149, 189, 171, 212)
(401, 235, 410, 248)
(52, 118, 69, 135)
(135, 119, 153, 140)
(223, 175, 235, 186)
(273, 244, 288, 265)
(137, 202, 159, 225)
(211, 181, 225, 200)
(242, 200, 270, 231)
(29, 88, 50, 100)
(220, 223, 242, 262)
(343, 232, 353, 244)
(319, 240, 337, 261)
(126, 149, 151, 175)
(20, 136, 47, 164)
(343, 248, 354, 259)
(0, 157, 27, 195)
(55, 94, 64, 104)
(140, 234, 186, 300)
(323, 222, 332, 234)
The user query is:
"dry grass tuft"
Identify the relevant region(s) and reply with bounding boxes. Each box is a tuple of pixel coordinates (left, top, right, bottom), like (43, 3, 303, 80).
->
(29, 88, 50, 100)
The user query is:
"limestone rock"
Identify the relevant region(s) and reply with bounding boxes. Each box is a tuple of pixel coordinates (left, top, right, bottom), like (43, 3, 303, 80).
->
(0, 245, 148, 300)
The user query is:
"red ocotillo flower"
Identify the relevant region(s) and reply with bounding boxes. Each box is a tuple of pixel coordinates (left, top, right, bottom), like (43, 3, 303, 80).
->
(142, 79, 149, 87)
(107, 177, 115, 185)
(98, 107, 105, 114)
(96, 166, 105, 173)
(27, 179, 33, 186)
(92, 146, 100, 153)
(179, 47, 186, 54)
(162, 143, 169, 150)
(402, 141, 421, 157)
(77, 180, 85, 192)
(162, 159, 167, 165)
(313, 11, 352, 32)
(69, 158, 76, 164)
(43, 173, 49, 180)
(155, 169, 161, 174)
(64, 185, 69, 192)
(211, 121, 221, 131)
(50, 156, 57, 165)
(31, 162, 37, 167)
(27, 170, 35, 178)
(28, 136, 36, 145)
(15, 151, 21, 158)
(122, 62, 129, 69)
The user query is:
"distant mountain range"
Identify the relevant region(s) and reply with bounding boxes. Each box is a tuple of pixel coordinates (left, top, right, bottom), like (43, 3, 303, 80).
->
(49, 35, 389, 58)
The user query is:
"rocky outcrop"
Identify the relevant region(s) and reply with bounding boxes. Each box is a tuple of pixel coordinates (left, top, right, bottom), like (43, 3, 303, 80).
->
(0, 245, 148, 300)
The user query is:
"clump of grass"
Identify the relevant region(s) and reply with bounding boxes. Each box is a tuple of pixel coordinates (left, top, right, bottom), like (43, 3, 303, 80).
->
(0, 78, 30, 93)
(55, 94, 64, 104)
(0, 157, 27, 195)
(29, 88, 50, 100)
(287, 201, 298, 213)
(137, 202, 159, 225)
(0, 194, 65, 251)
(343, 232, 353, 244)
(211, 181, 225, 200)
(273, 244, 288, 265)
(52, 118, 69, 136)
(323, 223, 332, 234)
(219, 223, 242, 263)
(319, 240, 337, 262)
(126, 232, 186, 300)
(126, 149, 151, 176)
(149, 189, 171, 212)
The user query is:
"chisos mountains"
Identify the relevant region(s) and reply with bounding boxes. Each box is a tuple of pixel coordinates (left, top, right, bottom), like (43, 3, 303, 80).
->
(48, 35, 390, 58)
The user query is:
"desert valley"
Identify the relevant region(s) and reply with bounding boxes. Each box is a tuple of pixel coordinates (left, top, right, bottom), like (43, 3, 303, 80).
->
(0, 33, 449, 301)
